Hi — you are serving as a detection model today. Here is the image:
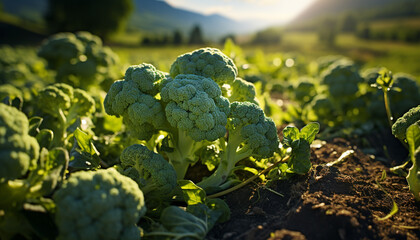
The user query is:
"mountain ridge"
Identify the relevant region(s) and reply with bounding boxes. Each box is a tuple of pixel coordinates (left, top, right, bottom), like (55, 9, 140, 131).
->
(1, 0, 265, 39)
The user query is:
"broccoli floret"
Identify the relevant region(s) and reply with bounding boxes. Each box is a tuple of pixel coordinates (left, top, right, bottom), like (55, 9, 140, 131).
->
(53, 168, 146, 240)
(161, 74, 229, 142)
(392, 105, 420, 142)
(198, 101, 279, 192)
(0, 103, 39, 180)
(119, 144, 177, 200)
(170, 48, 238, 86)
(125, 63, 166, 95)
(103, 64, 169, 140)
(227, 77, 259, 104)
(321, 59, 362, 99)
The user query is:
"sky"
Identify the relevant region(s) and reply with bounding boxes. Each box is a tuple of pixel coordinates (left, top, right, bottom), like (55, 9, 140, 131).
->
(164, 0, 316, 25)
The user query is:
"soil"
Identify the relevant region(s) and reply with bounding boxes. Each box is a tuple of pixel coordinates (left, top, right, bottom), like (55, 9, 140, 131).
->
(206, 136, 420, 240)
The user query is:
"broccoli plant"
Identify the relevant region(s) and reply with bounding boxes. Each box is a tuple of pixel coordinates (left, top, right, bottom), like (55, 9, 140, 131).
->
(104, 49, 242, 180)
(0, 104, 69, 240)
(38, 32, 120, 89)
(35, 83, 96, 147)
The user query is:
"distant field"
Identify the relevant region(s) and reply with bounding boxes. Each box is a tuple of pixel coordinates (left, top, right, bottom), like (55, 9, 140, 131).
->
(263, 31, 420, 78)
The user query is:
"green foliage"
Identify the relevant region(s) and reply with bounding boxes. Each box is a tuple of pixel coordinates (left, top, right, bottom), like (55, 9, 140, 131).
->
(45, 0, 133, 40)
(53, 168, 146, 240)
(282, 123, 320, 174)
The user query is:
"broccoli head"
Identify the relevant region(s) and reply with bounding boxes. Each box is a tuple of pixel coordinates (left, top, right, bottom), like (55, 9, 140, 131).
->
(0, 103, 39, 180)
(161, 74, 230, 142)
(103, 64, 168, 140)
(392, 105, 420, 142)
(321, 59, 362, 99)
(227, 77, 259, 104)
(170, 48, 238, 86)
(53, 168, 146, 240)
(125, 63, 166, 95)
(119, 144, 177, 199)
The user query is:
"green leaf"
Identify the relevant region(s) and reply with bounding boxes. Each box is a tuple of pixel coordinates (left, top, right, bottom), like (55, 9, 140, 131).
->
(283, 126, 299, 147)
(178, 180, 206, 205)
(74, 128, 99, 156)
(69, 128, 101, 170)
(299, 122, 320, 144)
(406, 124, 420, 201)
(288, 140, 312, 175)
(406, 124, 420, 157)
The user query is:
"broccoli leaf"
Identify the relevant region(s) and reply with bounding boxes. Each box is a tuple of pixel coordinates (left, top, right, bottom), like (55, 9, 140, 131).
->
(69, 128, 101, 169)
(283, 123, 320, 175)
(179, 180, 206, 205)
(406, 124, 420, 201)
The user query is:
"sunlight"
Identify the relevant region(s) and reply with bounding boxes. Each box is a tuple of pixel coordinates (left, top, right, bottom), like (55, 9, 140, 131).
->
(164, 0, 316, 25)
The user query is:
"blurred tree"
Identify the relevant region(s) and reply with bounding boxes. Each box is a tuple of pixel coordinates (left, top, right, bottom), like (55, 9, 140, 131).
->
(340, 14, 358, 33)
(188, 25, 204, 45)
(173, 30, 183, 45)
(318, 18, 337, 46)
(220, 34, 236, 45)
(356, 24, 371, 39)
(45, 0, 133, 40)
(251, 28, 281, 45)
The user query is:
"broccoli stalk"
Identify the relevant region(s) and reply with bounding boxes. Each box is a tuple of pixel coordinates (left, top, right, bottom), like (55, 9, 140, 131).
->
(197, 102, 279, 192)
(164, 129, 206, 179)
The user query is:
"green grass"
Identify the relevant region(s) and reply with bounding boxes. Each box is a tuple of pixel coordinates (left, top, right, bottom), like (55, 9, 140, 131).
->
(256, 31, 420, 79)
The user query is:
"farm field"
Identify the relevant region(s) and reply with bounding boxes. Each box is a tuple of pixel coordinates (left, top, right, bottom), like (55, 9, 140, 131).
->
(1, 32, 419, 239)
(1, 0, 420, 239)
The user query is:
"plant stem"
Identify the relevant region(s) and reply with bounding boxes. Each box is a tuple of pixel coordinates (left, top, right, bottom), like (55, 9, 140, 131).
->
(383, 90, 394, 128)
(208, 155, 290, 198)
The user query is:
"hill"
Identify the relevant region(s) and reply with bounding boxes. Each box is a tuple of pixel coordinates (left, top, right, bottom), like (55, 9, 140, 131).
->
(0, 0, 264, 40)
(289, 0, 414, 25)
(130, 0, 263, 39)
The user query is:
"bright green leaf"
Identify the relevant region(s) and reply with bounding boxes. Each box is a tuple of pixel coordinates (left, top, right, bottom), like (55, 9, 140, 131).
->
(178, 180, 206, 205)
